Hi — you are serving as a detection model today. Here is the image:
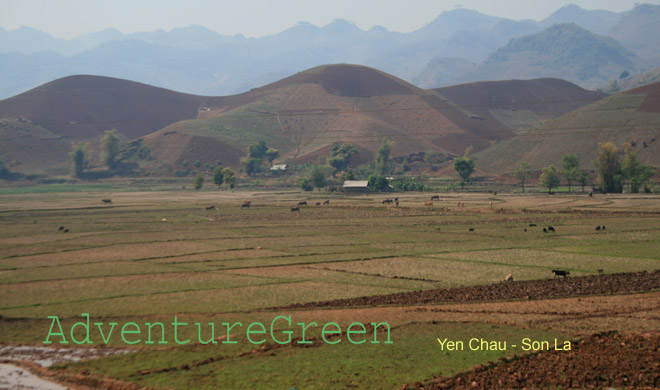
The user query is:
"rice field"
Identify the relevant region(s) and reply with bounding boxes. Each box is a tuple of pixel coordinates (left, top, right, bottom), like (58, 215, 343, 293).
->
(0, 189, 659, 389)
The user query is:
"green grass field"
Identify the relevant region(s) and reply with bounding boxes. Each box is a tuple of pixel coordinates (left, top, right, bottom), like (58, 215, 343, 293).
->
(1, 190, 658, 389)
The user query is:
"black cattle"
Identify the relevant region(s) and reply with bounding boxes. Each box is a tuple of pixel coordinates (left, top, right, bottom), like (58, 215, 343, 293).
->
(595, 226, 601, 231)
(101, 199, 112, 204)
(58, 226, 65, 231)
(323, 200, 330, 205)
(543, 228, 548, 233)
(205, 205, 215, 210)
(548, 226, 555, 232)
(602, 226, 606, 230)
(298, 201, 307, 206)
(315, 202, 321, 206)
(290, 206, 300, 212)
(529, 223, 537, 227)
(469, 228, 475, 232)
(431, 195, 440, 201)
(241, 201, 251, 209)
(552, 269, 570, 278)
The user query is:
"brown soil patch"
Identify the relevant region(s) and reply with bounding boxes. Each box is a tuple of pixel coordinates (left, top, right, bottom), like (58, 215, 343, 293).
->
(417, 331, 660, 390)
(281, 270, 660, 309)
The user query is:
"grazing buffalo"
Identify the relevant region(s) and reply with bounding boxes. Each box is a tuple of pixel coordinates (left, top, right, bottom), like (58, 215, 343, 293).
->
(431, 195, 440, 201)
(323, 200, 330, 205)
(241, 201, 251, 209)
(315, 202, 321, 206)
(469, 228, 475, 232)
(548, 226, 555, 232)
(382, 199, 393, 204)
(205, 205, 215, 210)
(529, 223, 537, 227)
(290, 206, 300, 212)
(552, 269, 570, 278)
(543, 228, 547, 233)
(101, 199, 112, 204)
(298, 201, 307, 206)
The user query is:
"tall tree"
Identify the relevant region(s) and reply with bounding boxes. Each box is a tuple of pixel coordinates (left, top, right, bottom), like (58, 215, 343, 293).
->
(623, 143, 655, 193)
(561, 154, 580, 193)
(101, 129, 120, 170)
(70, 142, 88, 177)
(221, 167, 236, 189)
(374, 139, 394, 175)
(594, 142, 622, 193)
(310, 165, 327, 191)
(194, 173, 204, 190)
(540, 165, 560, 194)
(514, 161, 533, 193)
(327, 143, 358, 175)
(213, 166, 224, 188)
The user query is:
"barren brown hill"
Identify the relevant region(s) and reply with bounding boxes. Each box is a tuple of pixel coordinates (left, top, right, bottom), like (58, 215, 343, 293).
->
(475, 80, 660, 174)
(434, 78, 607, 131)
(147, 64, 523, 170)
(0, 65, 610, 176)
(0, 75, 221, 140)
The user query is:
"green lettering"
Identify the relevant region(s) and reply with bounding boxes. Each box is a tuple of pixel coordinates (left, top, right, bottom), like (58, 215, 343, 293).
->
(371, 322, 392, 344)
(70, 313, 92, 345)
(195, 322, 217, 345)
(44, 315, 67, 344)
(94, 322, 117, 344)
(145, 322, 167, 345)
(271, 316, 292, 344)
(121, 322, 141, 345)
(172, 317, 190, 344)
(221, 322, 242, 344)
(347, 322, 366, 344)
(322, 322, 341, 345)
(247, 322, 266, 344)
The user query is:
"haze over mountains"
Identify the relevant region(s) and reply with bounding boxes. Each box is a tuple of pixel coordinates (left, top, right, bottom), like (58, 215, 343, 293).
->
(1, 3, 660, 99)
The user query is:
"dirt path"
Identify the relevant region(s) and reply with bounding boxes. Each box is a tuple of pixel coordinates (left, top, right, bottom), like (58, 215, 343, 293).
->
(280, 270, 660, 309)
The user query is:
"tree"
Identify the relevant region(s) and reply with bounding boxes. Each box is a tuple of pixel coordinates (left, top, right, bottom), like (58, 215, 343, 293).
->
(561, 154, 580, 192)
(194, 173, 204, 190)
(299, 177, 312, 191)
(623, 143, 655, 193)
(540, 165, 560, 194)
(340, 170, 355, 181)
(368, 175, 390, 192)
(453, 157, 475, 190)
(310, 165, 327, 191)
(243, 158, 262, 176)
(374, 139, 394, 175)
(594, 142, 622, 193)
(221, 167, 236, 189)
(327, 143, 358, 175)
(213, 166, 224, 188)
(70, 142, 88, 177)
(247, 141, 268, 160)
(579, 171, 593, 193)
(101, 129, 120, 170)
(264, 148, 280, 164)
(514, 161, 533, 193)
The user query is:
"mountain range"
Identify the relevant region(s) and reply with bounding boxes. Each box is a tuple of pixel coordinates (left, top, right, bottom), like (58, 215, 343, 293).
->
(0, 65, 614, 177)
(1, 4, 660, 100)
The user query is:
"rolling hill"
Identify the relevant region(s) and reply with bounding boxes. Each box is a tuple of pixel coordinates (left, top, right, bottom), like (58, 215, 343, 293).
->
(475, 81, 660, 174)
(0, 65, 609, 177)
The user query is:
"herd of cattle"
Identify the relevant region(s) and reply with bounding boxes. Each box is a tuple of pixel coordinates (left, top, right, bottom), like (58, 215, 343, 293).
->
(92, 196, 609, 283)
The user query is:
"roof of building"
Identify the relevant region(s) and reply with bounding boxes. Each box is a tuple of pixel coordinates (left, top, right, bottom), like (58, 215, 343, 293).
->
(343, 180, 369, 188)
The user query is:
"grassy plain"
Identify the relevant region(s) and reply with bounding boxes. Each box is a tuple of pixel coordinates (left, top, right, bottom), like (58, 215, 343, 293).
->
(0, 189, 659, 389)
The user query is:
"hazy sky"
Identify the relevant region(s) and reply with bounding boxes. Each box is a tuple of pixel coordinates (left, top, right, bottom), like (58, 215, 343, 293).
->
(1, 0, 657, 39)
